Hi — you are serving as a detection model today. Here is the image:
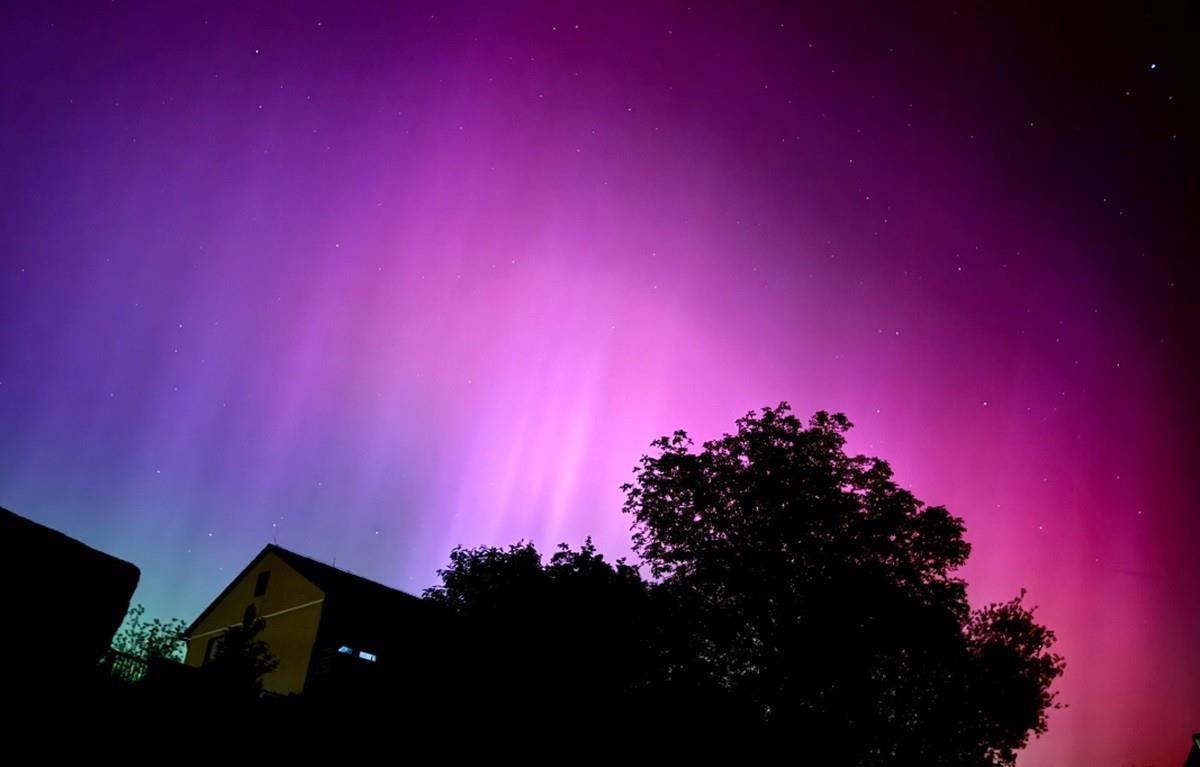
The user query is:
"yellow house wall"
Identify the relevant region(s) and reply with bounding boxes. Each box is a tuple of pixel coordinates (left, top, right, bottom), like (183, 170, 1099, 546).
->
(184, 551, 325, 695)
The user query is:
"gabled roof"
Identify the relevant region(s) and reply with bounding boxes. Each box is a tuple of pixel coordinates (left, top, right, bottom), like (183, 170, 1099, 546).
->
(186, 543, 422, 636)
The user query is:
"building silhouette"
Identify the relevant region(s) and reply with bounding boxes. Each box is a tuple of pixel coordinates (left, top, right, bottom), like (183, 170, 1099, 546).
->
(1, 506, 139, 696)
(184, 544, 439, 698)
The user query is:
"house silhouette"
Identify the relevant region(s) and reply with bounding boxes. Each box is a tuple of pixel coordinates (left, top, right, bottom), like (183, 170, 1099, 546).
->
(184, 544, 440, 698)
(1, 506, 139, 696)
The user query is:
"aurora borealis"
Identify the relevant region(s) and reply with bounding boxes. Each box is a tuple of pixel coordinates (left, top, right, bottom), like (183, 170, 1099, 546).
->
(1, 2, 1196, 762)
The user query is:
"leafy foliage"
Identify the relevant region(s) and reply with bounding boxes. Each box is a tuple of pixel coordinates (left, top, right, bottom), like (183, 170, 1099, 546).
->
(619, 403, 1065, 763)
(204, 609, 279, 698)
(111, 603, 187, 662)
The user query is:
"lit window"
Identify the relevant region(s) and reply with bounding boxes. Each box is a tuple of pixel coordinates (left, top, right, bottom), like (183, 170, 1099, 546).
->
(337, 645, 354, 655)
(358, 651, 377, 662)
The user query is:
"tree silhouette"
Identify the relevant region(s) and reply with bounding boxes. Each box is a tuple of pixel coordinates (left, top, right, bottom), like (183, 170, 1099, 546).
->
(111, 603, 187, 662)
(204, 608, 279, 699)
(621, 403, 1065, 764)
(421, 404, 1064, 758)
(423, 539, 656, 732)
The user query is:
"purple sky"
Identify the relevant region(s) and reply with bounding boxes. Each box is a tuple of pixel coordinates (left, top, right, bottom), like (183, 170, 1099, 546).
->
(1, 2, 1196, 762)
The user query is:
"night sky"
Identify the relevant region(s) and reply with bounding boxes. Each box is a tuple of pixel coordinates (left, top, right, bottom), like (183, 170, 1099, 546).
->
(1, 2, 1196, 762)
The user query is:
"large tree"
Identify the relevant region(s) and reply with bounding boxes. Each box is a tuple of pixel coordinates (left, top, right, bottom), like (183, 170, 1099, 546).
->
(621, 403, 1064, 765)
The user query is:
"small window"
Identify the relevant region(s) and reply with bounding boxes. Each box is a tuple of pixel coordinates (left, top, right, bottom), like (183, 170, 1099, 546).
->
(358, 651, 377, 663)
(203, 634, 224, 666)
(337, 645, 354, 655)
(253, 570, 271, 597)
(243, 603, 257, 624)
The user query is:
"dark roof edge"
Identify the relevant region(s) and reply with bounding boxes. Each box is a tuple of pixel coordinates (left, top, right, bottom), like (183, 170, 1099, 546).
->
(268, 545, 423, 604)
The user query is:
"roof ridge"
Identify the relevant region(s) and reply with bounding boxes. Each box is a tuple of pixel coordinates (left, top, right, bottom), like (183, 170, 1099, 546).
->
(267, 543, 419, 599)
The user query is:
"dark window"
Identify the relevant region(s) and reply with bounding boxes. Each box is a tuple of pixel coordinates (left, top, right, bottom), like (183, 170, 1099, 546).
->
(203, 634, 223, 666)
(254, 570, 270, 597)
(243, 603, 257, 624)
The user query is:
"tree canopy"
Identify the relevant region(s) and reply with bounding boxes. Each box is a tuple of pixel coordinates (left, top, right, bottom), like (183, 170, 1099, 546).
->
(427, 403, 1064, 763)
(621, 403, 1064, 763)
